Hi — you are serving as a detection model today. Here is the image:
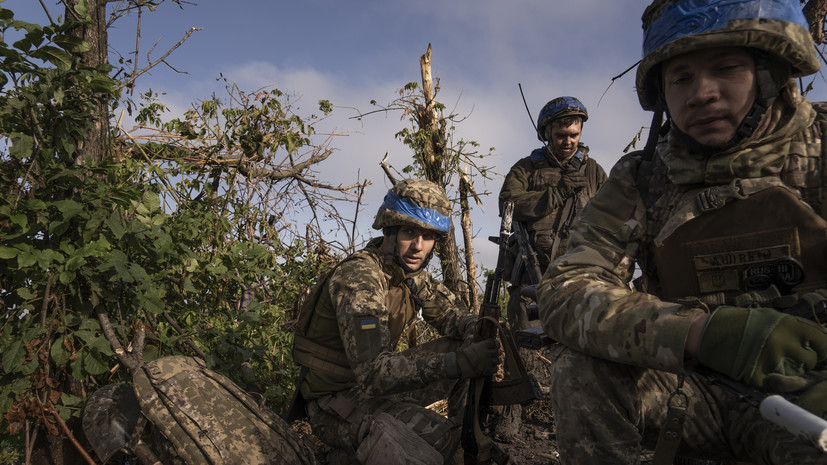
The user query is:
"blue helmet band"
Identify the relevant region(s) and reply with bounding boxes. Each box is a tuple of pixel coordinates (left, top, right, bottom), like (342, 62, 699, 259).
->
(382, 191, 451, 234)
(643, 0, 809, 57)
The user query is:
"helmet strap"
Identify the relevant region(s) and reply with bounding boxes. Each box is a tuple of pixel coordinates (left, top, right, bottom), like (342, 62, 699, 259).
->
(734, 53, 778, 140)
(382, 226, 399, 270)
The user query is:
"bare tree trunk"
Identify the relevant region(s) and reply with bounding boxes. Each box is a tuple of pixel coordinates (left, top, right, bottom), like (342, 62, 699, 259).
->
(418, 44, 468, 303)
(460, 174, 479, 310)
(67, 0, 110, 164)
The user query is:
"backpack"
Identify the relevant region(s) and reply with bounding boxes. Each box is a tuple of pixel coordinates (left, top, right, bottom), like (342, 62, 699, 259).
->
(133, 355, 317, 465)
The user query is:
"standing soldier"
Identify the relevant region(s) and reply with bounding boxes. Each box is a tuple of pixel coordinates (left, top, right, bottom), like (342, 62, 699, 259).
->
(499, 96, 606, 331)
(540, 0, 827, 464)
(290, 179, 501, 465)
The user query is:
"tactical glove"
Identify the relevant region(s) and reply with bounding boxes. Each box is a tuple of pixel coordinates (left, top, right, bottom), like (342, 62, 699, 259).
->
(443, 339, 500, 379)
(697, 306, 827, 390)
(559, 167, 587, 197)
(795, 379, 827, 419)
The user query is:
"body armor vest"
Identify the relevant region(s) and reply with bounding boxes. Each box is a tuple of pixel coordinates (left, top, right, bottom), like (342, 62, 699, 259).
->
(526, 145, 600, 234)
(652, 182, 827, 305)
(292, 248, 420, 383)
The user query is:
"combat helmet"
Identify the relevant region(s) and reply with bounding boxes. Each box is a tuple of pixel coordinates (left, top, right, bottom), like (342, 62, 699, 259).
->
(372, 179, 451, 236)
(536, 96, 588, 141)
(637, 0, 820, 111)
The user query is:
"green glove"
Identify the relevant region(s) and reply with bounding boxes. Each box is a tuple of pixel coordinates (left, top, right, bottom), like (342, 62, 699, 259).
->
(697, 306, 827, 390)
(444, 339, 500, 379)
(795, 380, 827, 419)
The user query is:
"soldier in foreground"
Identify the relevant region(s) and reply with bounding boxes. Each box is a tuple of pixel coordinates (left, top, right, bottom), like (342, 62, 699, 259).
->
(291, 179, 500, 464)
(499, 96, 606, 331)
(539, 0, 827, 463)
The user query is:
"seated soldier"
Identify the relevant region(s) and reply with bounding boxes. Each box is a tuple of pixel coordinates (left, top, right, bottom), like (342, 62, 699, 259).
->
(291, 179, 501, 465)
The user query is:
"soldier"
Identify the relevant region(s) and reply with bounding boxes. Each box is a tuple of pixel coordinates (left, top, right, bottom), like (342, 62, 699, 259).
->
(539, 0, 827, 464)
(291, 179, 501, 465)
(499, 96, 606, 331)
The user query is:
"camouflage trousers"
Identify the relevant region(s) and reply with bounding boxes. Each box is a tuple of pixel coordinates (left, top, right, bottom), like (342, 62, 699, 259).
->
(306, 338, 468, 463)
(550, 346, 827, 465)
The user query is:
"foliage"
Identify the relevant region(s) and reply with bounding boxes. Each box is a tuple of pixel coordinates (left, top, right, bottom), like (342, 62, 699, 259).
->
(381, 81, 496, 193)
(0, 4, 350, 461)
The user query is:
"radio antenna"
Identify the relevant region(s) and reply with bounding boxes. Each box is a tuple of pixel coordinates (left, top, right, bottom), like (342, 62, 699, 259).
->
(518, 83, 540, 136)
(518, 83, 561, 167)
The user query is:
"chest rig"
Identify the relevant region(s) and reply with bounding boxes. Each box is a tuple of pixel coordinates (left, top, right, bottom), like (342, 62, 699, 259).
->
(526, 146, 600, 234)
(652, 180, 827, 305)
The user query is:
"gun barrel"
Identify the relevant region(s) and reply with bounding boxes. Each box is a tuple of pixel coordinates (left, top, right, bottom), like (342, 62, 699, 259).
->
(759, 395, 827, 452)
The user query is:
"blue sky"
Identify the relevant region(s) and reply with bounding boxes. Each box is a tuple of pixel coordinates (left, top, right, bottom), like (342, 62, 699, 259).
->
(8, 0, 827, 273)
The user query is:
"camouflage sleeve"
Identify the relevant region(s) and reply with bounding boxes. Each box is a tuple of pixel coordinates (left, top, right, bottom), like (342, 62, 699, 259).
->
(499, 157, 563, 222)
(417, 274, 477, 339)
(328, 256, 450, 397)
(537, 154, 705, 373)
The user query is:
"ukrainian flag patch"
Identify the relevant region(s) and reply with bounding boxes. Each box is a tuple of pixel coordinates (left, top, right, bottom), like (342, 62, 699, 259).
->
(360, 319, 377, 330)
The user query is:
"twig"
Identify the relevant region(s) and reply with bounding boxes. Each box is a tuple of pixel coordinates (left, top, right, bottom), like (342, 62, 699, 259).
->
(162, 311, 207, 359)
(120, 26, 202, 91)
(47, 402, 98, 465)
(380, 152, 398, 185)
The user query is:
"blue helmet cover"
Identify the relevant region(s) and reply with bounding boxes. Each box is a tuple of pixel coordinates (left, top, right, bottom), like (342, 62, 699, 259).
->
(643, 0, 809, 57)
(538, 97, 587, 125)
(382, 191, 451, 234)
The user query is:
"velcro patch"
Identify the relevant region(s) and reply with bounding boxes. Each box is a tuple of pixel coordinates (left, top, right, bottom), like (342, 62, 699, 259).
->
(360, 319, 377, 330)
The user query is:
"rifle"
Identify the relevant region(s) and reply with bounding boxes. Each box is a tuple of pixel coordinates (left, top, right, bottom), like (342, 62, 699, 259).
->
(511, 220, 543, 286)
(514, 299, 827, 453)
(461, 201, 543, 465)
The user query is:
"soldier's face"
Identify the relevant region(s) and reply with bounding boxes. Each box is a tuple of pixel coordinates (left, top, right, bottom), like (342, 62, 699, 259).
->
(663, 46, 757, 148)
(396, 226, 437, 271)
(549, 121, 582, 159)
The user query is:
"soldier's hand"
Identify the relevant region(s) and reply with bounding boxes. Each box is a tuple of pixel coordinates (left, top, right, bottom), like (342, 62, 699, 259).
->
(698, 306, 827, 390)
(444, 339, 500, 379)
(795, 379, 827, 419)
(559, 167, 587, 196)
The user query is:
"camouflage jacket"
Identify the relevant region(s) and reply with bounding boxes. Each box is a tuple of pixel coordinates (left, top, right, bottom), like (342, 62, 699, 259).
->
(538, 82, 825, 374)
(301, 237, 476, 400)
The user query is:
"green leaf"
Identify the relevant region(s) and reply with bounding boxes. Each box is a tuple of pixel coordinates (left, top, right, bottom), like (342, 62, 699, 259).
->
(15, 287, 36, 300)
(60, 392, 84, 407)
(1, 340, 24, 374)
(83, 353, 108, 375)
(30, 45, 72, 72)
(0, 246, 18, 259)
(8, 133, 33, 160)
(105, 211, 125, 239)
(73, 0, 90, 17)
(50, 338, 70, 367)
(53, 35, 90, 53)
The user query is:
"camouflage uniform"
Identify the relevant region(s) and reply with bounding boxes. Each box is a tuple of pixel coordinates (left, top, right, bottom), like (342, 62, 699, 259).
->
(499, 97, 607, 330)
(538, 1, 827, 464)
(296, 180, 478, 464)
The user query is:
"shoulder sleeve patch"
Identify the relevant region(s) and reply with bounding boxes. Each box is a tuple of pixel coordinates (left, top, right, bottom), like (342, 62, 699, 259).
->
(352, 315, 383, 364)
